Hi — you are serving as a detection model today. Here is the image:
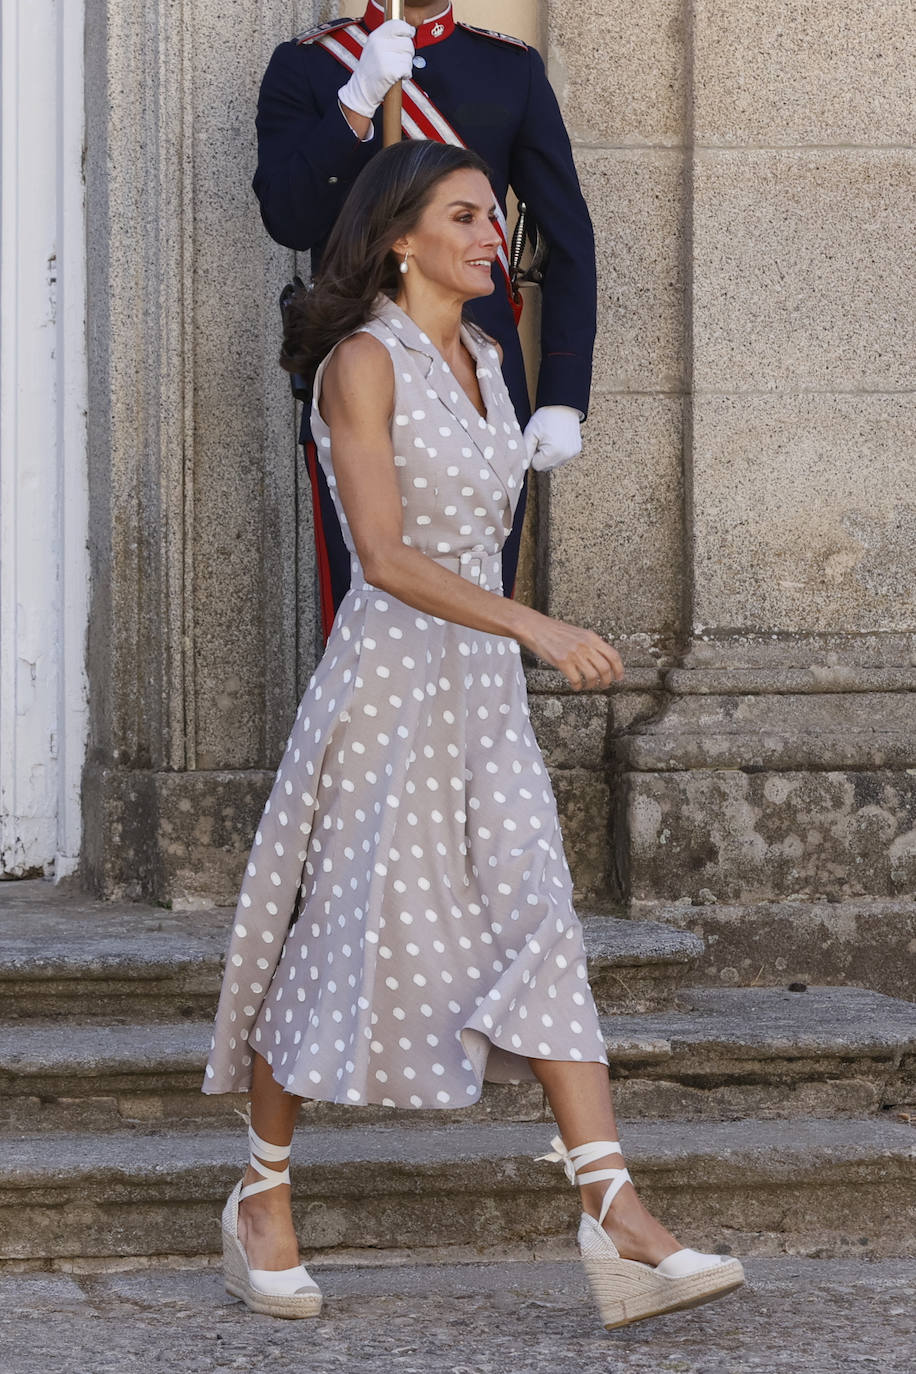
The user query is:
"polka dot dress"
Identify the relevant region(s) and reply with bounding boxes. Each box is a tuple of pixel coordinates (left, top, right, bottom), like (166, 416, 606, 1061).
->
(203, 295, 608, 1106)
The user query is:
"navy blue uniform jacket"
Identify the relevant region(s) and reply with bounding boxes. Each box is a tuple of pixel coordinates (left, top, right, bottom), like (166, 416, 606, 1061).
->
(253, 17, 598, 436)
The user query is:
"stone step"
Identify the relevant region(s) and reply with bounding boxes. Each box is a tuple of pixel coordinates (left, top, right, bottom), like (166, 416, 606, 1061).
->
(605, 986, 916, 1122)
(0, 1020, 547, 1133)
(616, 689, 916, 773)
(0, 882, 703, 1020)
(581, 914, 703, 1012)
(643, 897, 916, 1001)
(0, 885, 230, 1022)
(2, 1117, 913, 1265)
(3, 986, 912, 1132)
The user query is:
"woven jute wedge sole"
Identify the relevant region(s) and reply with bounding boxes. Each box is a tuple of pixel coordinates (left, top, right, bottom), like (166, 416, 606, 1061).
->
(582, 1253, 745, 1331)
(222, 1223, 323, 1320)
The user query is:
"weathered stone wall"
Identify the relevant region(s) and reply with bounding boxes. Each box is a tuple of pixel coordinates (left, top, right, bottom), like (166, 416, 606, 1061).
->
(544, 1, 916, 659)
(690, 4, 916, 644)
(82, 1, 916, 922)
(544, 0, 687, 655)
(83, 1, 322, 902)
(532, 1, 916, 922)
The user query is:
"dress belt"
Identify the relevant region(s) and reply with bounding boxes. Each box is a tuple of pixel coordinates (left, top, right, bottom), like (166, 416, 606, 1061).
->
(437, 549, 503, 590)
(352, 548, 503, 594)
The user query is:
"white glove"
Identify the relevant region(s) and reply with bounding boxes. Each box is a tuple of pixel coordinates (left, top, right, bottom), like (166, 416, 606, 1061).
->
(338, 21, 415, 119)
(523, 405, 583, 472)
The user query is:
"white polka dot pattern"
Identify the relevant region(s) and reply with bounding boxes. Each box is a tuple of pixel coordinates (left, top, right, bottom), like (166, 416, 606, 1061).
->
(203, 295, 607, 1106)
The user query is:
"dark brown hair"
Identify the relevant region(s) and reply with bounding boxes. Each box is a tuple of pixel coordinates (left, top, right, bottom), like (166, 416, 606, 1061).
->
(280, 139, 492, 386)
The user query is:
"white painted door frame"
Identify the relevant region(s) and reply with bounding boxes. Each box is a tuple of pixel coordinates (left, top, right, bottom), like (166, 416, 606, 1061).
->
(0, 0, 89, 878)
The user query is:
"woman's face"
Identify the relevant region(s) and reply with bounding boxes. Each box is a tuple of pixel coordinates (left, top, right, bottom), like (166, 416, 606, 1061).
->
(400, 168, 501, 302)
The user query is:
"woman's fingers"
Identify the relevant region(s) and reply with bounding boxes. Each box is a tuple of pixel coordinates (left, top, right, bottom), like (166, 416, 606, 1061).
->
(597, 639, 625, 682)
(582, 637, 623, 685)
(524, 613, 624, 690)
(559, 633, 624, 690)
(580, 638, 623, 689)
(568, 652, 601, 689)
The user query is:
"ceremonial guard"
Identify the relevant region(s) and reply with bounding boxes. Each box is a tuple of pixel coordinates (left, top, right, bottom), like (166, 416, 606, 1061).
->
(253, 0, 598, 635)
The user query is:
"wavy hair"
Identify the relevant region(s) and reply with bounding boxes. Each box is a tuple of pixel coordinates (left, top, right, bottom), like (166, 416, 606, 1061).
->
(280, 139, 492, 386)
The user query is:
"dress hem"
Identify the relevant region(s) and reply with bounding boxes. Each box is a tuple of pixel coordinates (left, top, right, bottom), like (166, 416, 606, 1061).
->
(202, 1032, 608, 1108)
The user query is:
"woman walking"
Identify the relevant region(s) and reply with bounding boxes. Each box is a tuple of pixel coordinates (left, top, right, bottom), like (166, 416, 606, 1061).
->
(203, 139, 744, 1329)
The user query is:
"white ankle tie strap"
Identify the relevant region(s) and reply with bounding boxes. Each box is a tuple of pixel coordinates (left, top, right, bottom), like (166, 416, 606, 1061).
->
(241, 1124, 293, 1201)
(537, 1136, 632, 1226)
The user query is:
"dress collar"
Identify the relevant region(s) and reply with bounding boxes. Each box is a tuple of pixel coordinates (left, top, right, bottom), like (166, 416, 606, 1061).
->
(362, 2, 455, 49)
(372, 295, 506, 474)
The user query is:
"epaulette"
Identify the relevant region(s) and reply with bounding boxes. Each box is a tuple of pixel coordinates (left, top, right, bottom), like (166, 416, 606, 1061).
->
(295, 17, 355, 45)
(457, 22, 527, 50)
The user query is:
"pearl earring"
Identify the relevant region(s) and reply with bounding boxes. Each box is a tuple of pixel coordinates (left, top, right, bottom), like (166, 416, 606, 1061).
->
(399, 251, 409, 275)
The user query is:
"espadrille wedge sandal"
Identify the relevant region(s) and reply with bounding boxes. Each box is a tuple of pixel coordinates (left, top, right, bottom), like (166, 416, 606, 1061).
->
(538, 1136, 744, 1330)
(222, 1124, 322, 1319)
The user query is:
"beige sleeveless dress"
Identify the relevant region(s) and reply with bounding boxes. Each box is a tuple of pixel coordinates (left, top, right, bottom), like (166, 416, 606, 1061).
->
(204, 294, 607, 1108)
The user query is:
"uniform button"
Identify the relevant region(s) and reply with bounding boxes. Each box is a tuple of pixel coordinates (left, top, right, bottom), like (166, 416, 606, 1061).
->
(412, 55, 426, 68)
(328, 175, 339, 184)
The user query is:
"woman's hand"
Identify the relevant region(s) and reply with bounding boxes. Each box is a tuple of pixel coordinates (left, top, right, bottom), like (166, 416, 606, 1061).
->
(518, 610, 624, 690)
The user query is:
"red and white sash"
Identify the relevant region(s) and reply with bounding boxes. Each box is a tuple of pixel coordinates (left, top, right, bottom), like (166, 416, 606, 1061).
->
(317, 23, 517, 313)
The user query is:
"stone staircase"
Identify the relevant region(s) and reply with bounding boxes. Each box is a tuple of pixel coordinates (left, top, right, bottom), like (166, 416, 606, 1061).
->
(1, 879, 913, 1269)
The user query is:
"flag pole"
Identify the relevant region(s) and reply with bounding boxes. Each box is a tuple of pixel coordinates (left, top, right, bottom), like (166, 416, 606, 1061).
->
(382, 1, 405, 146)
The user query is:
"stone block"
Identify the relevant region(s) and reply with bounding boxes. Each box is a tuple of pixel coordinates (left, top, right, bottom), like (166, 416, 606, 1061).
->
(670, 660, 916, 686)
(83, 0, 309, 921)
(654, 898, 916, 1001)
(583, 914, 703, 1014)
(549, 770, 612, 903)
(693, 149, 916, 394)
(620, 691, 916, 770)
(527, 693, 610, 769)
(615, 1078, 887, 1125)
(577, 149, 685, 394)
(548, 0, 684, 146)
(189, 8, 302, 768)
(529, 687, 667, 792)
(543, 394, 684, 645)
(605, 984, 916, 1121)
(623, 769, 916, 904)
(690, 393, 916, 635)
(694, 1, 916, 147)
(82, 762, 272, 905)
(648, 689, 916, 739)
(609, 689, 665, 734)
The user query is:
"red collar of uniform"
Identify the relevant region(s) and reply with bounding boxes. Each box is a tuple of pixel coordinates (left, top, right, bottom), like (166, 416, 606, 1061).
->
(362, 2, 455, 48)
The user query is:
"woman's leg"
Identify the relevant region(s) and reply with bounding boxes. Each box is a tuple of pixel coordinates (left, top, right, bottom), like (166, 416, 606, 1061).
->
(530, 1058, 681, 1266)
(236, 1050, 303, 1271)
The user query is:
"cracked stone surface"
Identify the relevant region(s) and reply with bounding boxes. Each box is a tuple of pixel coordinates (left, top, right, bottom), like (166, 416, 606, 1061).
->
(0, 1258, 912, 1373)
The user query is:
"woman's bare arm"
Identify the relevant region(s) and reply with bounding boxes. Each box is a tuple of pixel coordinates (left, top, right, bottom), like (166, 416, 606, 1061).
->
(320, 333, 622, 689)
